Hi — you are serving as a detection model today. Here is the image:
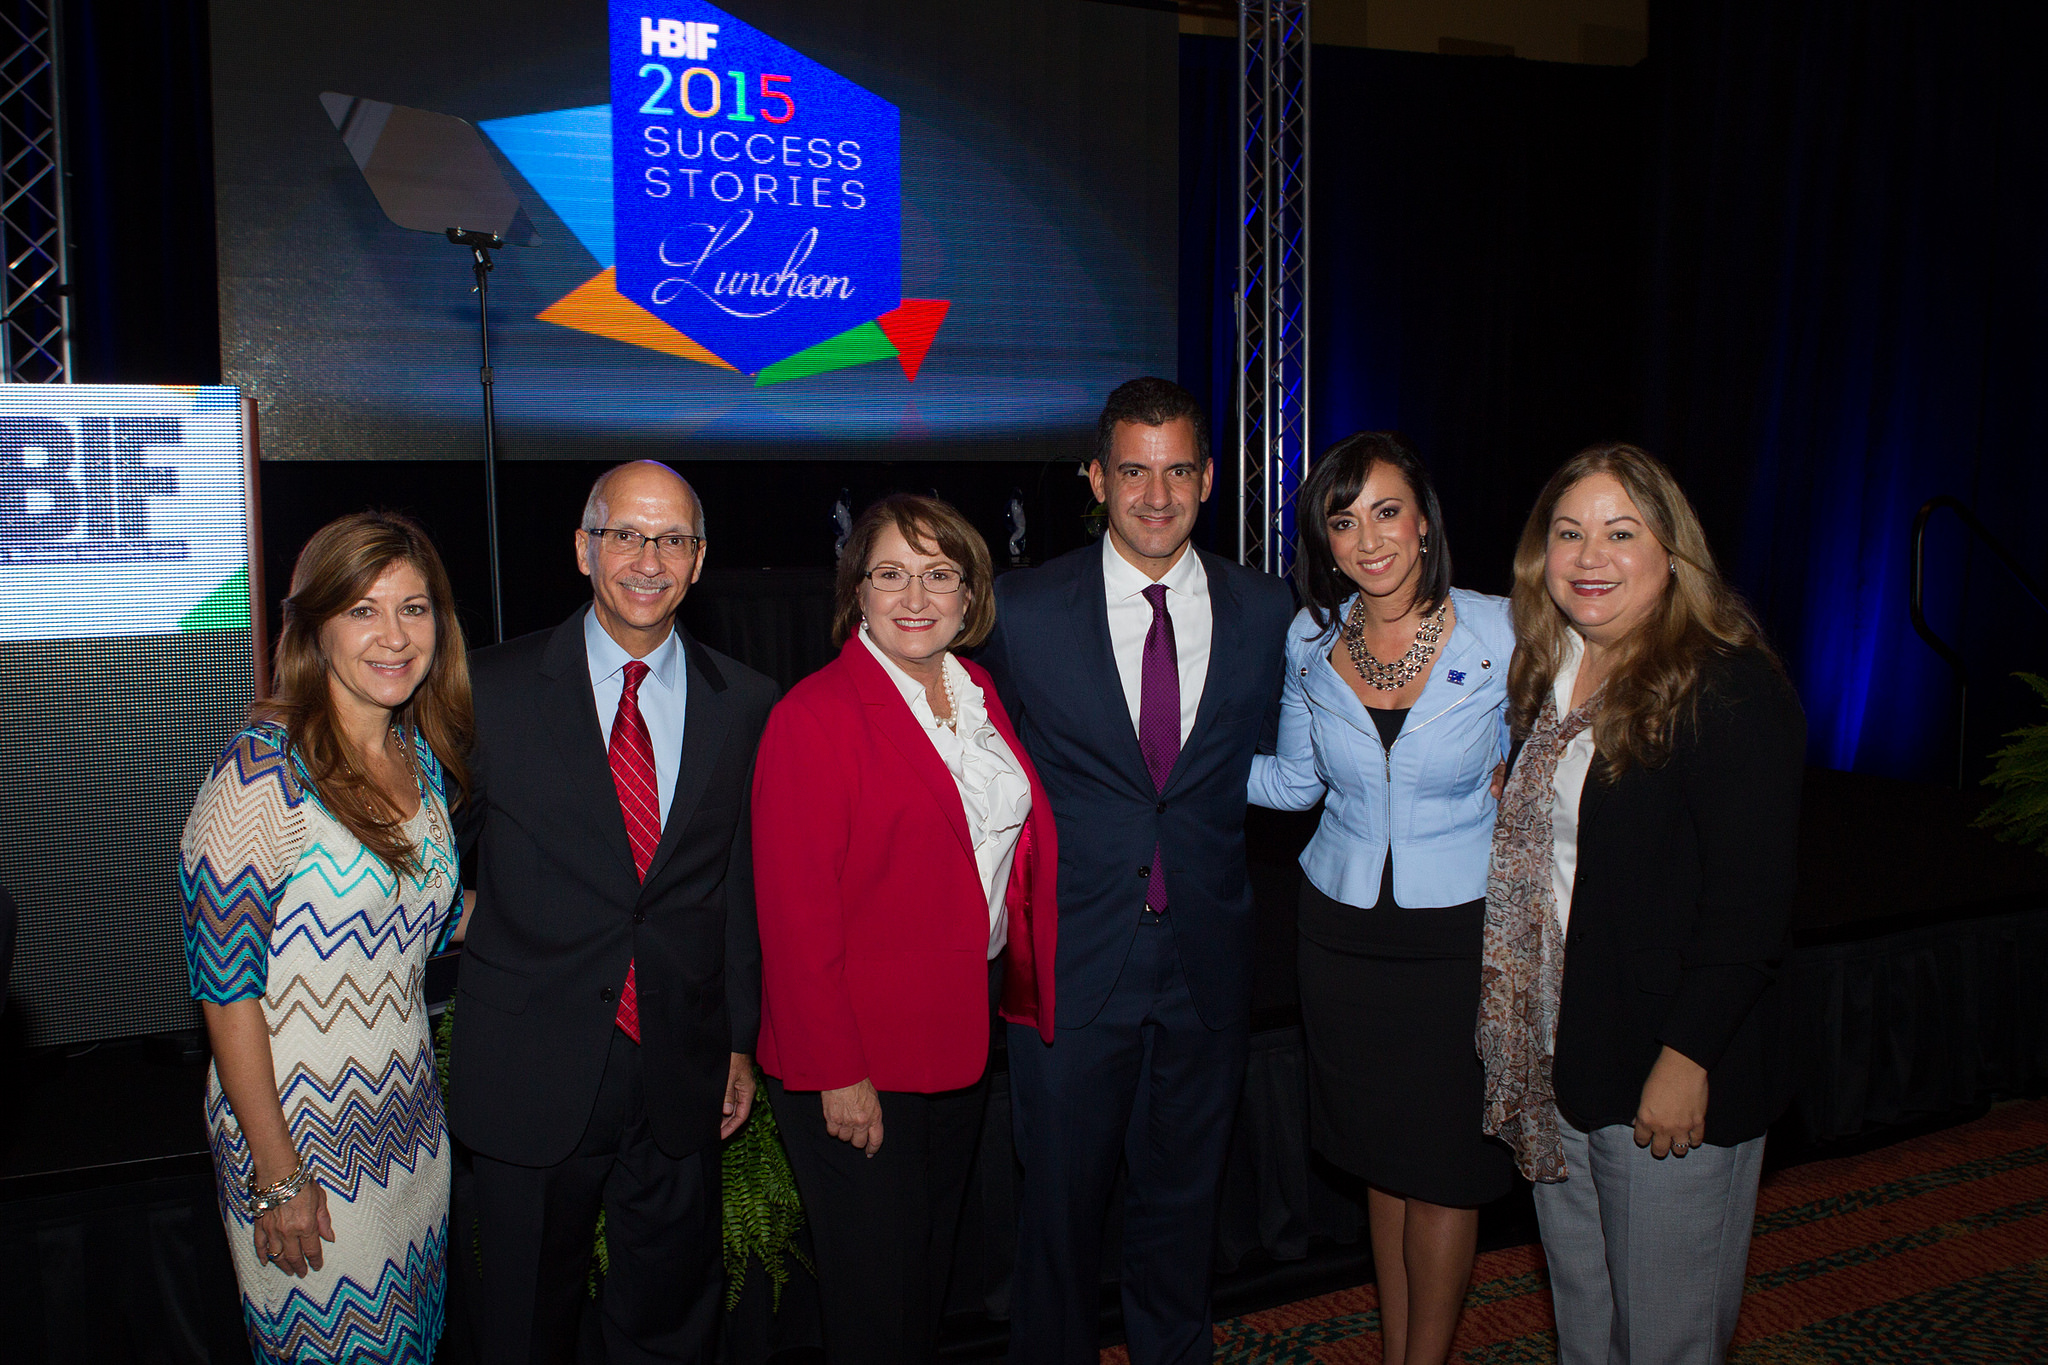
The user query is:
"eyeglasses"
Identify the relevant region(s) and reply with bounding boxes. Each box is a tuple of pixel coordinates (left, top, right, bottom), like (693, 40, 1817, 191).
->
(864, 566, 964, 593)
(586, 527, 705, 557)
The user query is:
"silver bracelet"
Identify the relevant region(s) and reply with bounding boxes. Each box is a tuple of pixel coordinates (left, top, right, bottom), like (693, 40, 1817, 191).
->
(245, 1158, 311, 1218)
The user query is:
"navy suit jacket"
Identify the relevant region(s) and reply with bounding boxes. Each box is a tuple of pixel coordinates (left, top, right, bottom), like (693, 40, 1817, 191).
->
(981, 544, 1294, 1030)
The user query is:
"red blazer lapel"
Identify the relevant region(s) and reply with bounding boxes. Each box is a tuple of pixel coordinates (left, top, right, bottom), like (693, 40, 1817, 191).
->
(840, 637, 975, 863)
(965, 655, 1059, 1043)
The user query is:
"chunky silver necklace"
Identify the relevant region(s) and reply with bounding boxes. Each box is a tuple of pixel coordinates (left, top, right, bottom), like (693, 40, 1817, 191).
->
(1342, 598, 1447, 692)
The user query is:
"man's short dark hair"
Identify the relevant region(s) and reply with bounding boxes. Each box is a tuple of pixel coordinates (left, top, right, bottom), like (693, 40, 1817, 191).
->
(1093, 377, 1209, 469)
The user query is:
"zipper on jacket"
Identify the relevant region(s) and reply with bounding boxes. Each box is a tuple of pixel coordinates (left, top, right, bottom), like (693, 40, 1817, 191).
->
(1378, 684, 1483, 900)
(1403, 684, 1482, 739)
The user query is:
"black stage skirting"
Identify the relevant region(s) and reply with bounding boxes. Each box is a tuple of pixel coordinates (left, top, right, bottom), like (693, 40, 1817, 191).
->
(5, 584, 2047, 1361)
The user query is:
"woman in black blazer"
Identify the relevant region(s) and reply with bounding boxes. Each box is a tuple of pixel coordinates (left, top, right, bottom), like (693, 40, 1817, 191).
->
(1479, 443, 1804, 1365)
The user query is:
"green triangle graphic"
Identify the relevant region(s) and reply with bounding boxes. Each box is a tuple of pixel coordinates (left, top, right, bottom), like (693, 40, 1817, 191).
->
(753, 320, 899, 387)
(178, 565, 252, 632)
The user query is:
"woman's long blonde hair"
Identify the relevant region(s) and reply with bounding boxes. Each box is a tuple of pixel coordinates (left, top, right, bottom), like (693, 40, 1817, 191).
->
(251, 511, 473, 877)
(1507, 443, 1774, 774)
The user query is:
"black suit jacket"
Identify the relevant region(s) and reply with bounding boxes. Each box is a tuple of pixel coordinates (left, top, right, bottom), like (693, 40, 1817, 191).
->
(1544, 645, 1806, 1146)
(980, 544, 1295, 1030)
(452, 606, 779, 1165)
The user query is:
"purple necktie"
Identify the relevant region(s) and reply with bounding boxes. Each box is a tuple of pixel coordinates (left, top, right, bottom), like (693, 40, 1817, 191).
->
(1139, 583, 1180, 913)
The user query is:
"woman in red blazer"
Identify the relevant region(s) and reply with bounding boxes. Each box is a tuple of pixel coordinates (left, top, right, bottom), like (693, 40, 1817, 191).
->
(752, 494, 1056, 1365)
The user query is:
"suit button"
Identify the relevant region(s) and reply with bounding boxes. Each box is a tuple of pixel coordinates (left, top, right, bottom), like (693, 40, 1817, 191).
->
(599, 986, 615, 1003)
(1138, 865, 1150, 878)
(632, 911, 646, 924)
(1156, 802, 1166, 813)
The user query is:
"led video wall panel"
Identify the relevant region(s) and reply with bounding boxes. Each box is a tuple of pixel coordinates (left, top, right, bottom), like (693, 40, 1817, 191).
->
(0, 386, 258, 1046)
(210, 0, 1179, 461)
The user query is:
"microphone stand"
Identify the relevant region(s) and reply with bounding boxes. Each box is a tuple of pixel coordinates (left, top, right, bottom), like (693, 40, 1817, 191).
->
(448, 228, 506, 644)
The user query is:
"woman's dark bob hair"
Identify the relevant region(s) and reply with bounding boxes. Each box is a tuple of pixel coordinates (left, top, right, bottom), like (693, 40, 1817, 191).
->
(831, 493, 997, 649)
(1293, 431, 1453, 631)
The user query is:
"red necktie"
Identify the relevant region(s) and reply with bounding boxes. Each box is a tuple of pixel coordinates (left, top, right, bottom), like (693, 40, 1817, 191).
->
(609, 660, 659, 1042)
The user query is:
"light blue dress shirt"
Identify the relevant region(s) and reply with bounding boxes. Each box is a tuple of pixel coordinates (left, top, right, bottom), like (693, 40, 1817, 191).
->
(1249, 587, 1514, 909)
(585, 608, 687, 829)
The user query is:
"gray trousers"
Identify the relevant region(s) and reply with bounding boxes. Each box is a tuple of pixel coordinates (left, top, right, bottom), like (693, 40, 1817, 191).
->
(1531, 1111, 1766, 1365)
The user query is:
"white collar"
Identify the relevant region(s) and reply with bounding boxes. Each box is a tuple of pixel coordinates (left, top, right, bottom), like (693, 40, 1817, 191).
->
(857, 626, 972, 714)
(1101, 533, 1205, 602)
(584, 608, 681, 691)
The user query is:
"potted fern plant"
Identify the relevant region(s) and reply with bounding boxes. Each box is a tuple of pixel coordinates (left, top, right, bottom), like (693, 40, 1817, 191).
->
(1978, 673, 2048, 855)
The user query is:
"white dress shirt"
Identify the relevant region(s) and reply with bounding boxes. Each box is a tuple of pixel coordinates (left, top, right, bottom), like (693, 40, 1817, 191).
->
(586, 610, 687, 830)
(1549, 631, 1598, 936)
(1101, 534, 1211, 746)
(860, 629, 1032, 959)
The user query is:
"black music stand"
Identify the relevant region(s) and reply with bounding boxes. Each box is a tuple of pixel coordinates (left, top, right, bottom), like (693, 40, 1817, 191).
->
(321, 92, 541, 643)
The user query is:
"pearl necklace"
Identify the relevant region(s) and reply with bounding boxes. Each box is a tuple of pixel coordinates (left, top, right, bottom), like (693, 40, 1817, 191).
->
(1341, 598, 1448, 692)
(935, 668, 960, 731)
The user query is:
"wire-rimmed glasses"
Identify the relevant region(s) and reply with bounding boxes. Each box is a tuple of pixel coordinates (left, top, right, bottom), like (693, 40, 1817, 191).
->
(585, 526, 705, 558)
(864, 566, 964, 593)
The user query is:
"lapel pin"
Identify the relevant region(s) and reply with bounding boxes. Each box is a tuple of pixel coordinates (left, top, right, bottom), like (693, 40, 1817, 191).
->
(1447, 669, 1467, 685)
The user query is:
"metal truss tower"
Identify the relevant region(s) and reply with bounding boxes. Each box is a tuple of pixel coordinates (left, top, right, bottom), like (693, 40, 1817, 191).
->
(1235, 0, 1309, 575)
(0, 0, 68, 382)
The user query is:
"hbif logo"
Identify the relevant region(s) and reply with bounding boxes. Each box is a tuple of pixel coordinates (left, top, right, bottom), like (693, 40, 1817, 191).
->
(640, 17, 720, 60)
(0, 416, 187, 564)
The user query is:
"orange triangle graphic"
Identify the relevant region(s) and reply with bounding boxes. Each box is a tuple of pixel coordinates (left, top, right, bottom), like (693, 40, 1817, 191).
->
(536, 268, 737, 371)
(875, 299, 951, 381)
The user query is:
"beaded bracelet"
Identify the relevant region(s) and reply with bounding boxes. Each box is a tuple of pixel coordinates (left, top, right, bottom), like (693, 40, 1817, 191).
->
(245, 1158, 311, 1218)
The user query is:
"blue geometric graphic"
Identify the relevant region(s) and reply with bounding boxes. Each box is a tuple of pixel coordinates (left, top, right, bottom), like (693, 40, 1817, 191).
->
(608, 1, 902, 374)
(481, 106, 616, 267)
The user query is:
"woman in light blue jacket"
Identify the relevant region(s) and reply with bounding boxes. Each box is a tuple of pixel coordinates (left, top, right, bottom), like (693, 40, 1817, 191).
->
(1251, 432, 1516, 1365)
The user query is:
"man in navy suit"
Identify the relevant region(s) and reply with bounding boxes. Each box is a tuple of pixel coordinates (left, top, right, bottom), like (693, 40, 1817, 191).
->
(982, 378, 1295, 1363)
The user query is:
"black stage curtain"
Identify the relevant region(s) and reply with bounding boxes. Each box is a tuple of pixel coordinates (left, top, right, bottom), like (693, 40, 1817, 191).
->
(61, 0, 220, 387)
(1640, 0, 2048, 782)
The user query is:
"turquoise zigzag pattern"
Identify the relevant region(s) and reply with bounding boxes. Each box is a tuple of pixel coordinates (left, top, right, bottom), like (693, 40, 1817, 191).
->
(293, 835, 406, 901)
(245, 1218, 446, 1365)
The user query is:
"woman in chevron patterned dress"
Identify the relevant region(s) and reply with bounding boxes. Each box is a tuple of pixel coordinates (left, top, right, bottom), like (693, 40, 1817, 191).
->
(180, 512, 473, 1364)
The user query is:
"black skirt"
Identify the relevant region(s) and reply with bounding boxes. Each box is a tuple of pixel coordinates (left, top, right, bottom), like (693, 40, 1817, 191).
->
(1296, 877, 1518, 1207)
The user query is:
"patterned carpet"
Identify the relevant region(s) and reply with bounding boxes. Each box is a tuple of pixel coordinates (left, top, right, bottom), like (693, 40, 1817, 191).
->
(1100, 1100, 2048, 1364)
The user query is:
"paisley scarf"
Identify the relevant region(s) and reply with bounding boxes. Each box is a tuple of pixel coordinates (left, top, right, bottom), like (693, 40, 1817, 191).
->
(1478, 691, 1598, 1182)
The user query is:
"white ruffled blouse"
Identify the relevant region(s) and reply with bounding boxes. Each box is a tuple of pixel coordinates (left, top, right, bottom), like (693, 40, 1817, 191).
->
(860, 628, 1032, 958)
